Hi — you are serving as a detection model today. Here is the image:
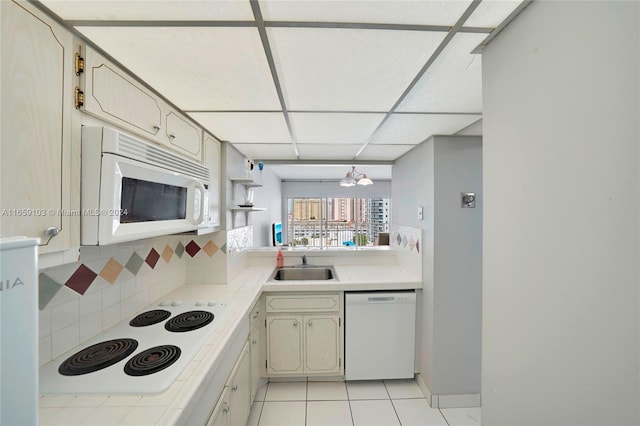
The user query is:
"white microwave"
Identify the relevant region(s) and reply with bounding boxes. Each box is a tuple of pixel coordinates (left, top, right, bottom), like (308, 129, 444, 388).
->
(81, 127, 211, 245)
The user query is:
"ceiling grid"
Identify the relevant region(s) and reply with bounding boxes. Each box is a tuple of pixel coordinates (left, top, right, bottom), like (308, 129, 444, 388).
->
(36, 0, 529, 169)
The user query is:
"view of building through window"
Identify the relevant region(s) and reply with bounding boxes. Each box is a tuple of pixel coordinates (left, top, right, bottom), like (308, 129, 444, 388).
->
(287, 198, 390, 247)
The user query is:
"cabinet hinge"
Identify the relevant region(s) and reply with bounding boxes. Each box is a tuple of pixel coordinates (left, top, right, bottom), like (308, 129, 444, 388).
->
(264, 319, 266, 328)
(339, 358, 342, 367)
(339, 318, 341, 327)
(75, 53, 85, 76)
(265, 360, 267, 368)
(75, 87, 84, 109)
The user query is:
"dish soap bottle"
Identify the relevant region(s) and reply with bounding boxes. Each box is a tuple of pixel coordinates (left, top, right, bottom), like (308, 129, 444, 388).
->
(276, 250, 284, 268)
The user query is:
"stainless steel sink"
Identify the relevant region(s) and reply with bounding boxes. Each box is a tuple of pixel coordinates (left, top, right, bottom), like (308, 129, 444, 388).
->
(269, 266, 337, 281)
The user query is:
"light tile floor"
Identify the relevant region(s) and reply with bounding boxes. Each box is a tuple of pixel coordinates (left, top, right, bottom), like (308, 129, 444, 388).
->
(247, 379, 481, 426)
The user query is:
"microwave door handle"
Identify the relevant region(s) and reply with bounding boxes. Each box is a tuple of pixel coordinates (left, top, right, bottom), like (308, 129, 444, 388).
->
(192, 180, 206, 225)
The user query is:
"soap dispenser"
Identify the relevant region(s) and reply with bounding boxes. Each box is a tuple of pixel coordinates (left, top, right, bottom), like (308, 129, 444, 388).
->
(276, 250, 284, 268)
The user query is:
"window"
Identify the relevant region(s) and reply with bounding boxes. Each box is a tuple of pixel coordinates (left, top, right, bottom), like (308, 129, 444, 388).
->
(287, 197, 390, 247)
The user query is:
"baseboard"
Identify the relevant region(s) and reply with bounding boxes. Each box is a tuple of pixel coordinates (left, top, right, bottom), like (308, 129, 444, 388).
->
(414, 374, 480, 408)
(436, 393, 481, 408)
(414, 373, 434, 407)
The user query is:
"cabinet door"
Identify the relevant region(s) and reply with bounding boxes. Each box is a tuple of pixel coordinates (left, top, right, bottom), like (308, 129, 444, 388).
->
(165, 111, 202, 162)
(83, 45, 163, 139)
(203, 134, 221, 228)
(206, 386, 229, 426)
(266, 316, 303, 375)
(229, 344, 251, 426)
(304, 315, 341, 375)
(1, 0, 73, 254)
(249, 323, 264, 402)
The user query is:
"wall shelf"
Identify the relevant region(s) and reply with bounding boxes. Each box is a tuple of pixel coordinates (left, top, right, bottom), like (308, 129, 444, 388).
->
(231, 207, 266, 212)
(229, 177, 266, 228)
(229, 177, 263, 188)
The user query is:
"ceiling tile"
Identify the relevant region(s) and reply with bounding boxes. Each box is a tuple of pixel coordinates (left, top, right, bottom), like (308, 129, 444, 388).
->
(268, 28, 447, 111)
(40, 1, 255, 21)
(397, 33, 486, 113)
(297, 144, 361, 160)
(369, 113, 482, 145)
(357, 144, 416, 161)
(464, 0, 525, 28)
(232, 144, 298, 161)
(290, 113, 385, 143)
(188, 112, 291, 143)
(259, 0, 472, 26)
(77, 27, 281, 110)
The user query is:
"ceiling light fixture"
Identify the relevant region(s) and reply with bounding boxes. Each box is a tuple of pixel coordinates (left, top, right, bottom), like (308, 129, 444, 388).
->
(340, 166, 373, 187)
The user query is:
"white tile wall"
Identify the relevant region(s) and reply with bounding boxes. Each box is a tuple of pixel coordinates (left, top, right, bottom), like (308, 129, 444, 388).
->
(38, 236, 188, 368)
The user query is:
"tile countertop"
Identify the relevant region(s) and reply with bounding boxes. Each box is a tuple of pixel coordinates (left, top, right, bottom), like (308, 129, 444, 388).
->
(38, 263, 421, 426)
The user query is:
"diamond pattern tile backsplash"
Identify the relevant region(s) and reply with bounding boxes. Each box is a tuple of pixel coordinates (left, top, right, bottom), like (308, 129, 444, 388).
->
(37, 233, 230, 367)
(390, 224, 421, 254)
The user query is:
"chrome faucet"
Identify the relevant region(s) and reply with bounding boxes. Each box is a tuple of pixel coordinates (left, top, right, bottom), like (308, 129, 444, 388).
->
(301, 254, 307, 266)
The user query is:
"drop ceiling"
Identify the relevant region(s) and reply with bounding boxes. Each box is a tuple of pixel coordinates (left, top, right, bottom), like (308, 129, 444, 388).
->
(39, 0, 527, 164)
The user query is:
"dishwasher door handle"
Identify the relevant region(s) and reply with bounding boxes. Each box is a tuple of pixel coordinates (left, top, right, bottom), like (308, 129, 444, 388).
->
(367, 296, 395, 302)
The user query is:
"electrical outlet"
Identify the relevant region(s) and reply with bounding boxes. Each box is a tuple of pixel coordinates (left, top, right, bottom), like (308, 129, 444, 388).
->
(417, 206, 423, 221)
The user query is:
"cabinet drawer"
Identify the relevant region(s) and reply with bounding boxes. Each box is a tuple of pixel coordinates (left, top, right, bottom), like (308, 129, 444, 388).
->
(265, 294, 339, 313)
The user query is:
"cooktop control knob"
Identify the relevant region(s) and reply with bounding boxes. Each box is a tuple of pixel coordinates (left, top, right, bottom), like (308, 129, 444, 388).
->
(159, 301, 171, 306)
(207, 301, 217, 307)
(171, 300, 182, 306)
(195, 300, 207, 306)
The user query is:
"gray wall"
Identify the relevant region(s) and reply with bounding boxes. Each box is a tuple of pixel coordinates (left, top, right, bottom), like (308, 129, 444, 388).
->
(223, 145, 282, 245)
(252, 165, 282, 247)
(482, 1, 639, 424)
(393, 135, 482, 397)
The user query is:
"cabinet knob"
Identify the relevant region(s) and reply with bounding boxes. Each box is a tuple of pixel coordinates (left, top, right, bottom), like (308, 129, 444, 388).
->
(153, 125, 161, 132)
(169, 134, 176, 139)
(253, 311, 259, 319)
(308, 321, 313, 327)
(40, 226, 61, 246)
(252, 339, 257, 345)
(293, 321, 298, 327)
(232, 384, 238, 392)
(222, 403, 229, 414)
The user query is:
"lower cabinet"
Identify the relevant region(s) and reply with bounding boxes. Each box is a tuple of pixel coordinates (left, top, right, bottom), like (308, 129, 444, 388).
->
(207, 342, 251, 426)
(249, 300, 265, 401)
(265, 293, 343, 377)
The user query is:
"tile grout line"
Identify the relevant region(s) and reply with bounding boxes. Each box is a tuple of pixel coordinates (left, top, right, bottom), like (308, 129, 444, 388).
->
(384, 381, 404, 426)
(438, 407, 451, 426)
(304, 378, 309, 426)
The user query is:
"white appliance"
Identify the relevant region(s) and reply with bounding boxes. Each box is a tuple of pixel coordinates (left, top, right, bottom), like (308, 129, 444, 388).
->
(81, 126, 211, 245)
(0, 237, 39, 425)
(39, 298, 232, 394)
(345, 291, 416, 380)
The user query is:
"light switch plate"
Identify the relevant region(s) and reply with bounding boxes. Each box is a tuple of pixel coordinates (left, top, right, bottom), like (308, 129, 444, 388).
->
(417, 205, 423, 221)
(461, 192, 476, 208)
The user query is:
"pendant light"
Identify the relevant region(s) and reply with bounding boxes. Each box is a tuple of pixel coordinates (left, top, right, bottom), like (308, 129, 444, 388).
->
(340, 166, 373, 187)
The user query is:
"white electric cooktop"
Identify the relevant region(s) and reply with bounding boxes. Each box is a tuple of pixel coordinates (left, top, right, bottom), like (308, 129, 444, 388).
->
(39, 298, 231, 395)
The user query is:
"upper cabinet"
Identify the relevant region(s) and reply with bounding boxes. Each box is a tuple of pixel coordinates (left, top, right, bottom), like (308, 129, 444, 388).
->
(81, 45, 203, 162)
(202, 133, 222, 231)
(1, 0, 79, 265)
(165, 112, 202, 160)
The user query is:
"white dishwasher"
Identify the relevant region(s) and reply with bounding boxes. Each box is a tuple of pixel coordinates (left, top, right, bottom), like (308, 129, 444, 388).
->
(345, 291, 416, 380)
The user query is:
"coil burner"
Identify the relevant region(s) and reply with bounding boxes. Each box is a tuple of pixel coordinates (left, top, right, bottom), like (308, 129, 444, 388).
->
(124, 345, 181, 376)
(58, 338, 138, 376)
(164, 310, 214, 333)
(129, 309, 171, 327)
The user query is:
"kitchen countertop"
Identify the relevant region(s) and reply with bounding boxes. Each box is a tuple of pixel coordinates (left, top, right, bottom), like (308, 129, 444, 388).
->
(38, 263, 421, 425)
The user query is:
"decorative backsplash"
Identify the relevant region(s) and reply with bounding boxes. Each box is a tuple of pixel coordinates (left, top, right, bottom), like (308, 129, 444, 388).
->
(390, 224, 422, 278)
(39, 237, 226, 309)
(391, 224, 421, 253)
